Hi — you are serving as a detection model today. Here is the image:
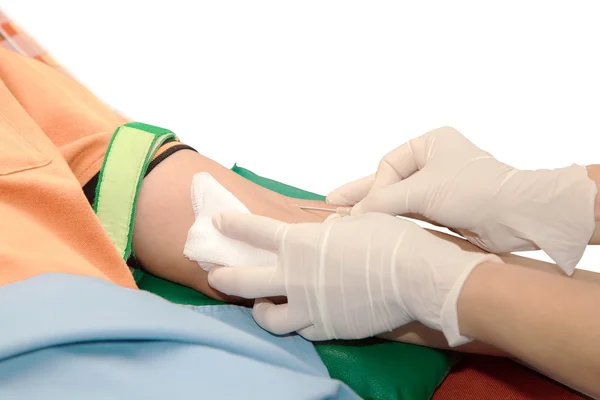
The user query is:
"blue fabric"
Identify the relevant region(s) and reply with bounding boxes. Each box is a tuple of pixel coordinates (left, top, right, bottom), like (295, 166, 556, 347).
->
(0, 274, 358, 399)
(183, 304, 331, 377)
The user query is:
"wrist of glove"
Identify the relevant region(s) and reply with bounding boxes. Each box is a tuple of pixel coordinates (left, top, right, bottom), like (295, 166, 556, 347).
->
(327, 127, 597, 275)
(465, 165, 596, 275)
(207, 211, 502, 346)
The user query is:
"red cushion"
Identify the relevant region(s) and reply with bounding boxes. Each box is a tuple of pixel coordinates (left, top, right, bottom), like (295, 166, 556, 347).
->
(433, 355, 585, 400)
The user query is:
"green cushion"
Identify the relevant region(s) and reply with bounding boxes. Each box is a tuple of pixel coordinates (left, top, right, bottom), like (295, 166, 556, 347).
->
(316, 340, 459, 400)
(137, 272, 225, 306)
(137, 165, 458, 400)
(231, 163, 325, 200)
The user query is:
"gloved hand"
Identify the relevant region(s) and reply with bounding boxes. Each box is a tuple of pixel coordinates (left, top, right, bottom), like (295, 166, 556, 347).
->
(327, 127, 597, 275)
(208, 212, 501, 346)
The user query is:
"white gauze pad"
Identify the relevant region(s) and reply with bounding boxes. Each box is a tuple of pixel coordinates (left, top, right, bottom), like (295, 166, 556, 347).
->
(184, 172, 277, 271)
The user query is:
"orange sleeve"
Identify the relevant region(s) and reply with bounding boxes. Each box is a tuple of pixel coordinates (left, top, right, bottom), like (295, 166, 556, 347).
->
(0, 47, 187, 186)
(0, 65, 136, 289)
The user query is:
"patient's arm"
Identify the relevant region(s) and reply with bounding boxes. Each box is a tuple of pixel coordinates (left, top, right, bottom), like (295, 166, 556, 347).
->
(133, 148, 600, 356)
(133, 149, 332, 302)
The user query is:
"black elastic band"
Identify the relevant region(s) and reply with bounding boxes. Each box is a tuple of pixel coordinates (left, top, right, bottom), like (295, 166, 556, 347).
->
(83, 173, 100, 206)
(82, 142, 196, 207)
(146, 143, 196, 177)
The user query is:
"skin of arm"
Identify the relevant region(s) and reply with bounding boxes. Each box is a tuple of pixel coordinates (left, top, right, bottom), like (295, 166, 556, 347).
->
(587, 165, 600, 244)
(132, 149, 600, 359)
(132, 149, 332, 303)
(457, 261, 600, 398)
(378, 229, 600, 356)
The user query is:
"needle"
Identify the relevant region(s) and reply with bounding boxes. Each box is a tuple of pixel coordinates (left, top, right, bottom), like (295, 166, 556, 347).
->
(293, 204, 352, 215)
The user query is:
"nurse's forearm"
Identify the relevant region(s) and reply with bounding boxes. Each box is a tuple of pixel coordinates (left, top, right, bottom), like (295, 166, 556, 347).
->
(499, 251, 600, 284)
(458, 261, 600, 398)
(377, 322, 509, 356)
(429, 229, 600, 285)
(586, 165, 600, 245)
(379, 228, 600, 355)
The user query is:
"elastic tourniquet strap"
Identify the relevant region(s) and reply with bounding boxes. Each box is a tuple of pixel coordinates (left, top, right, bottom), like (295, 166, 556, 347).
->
(93, 122, 176, 282)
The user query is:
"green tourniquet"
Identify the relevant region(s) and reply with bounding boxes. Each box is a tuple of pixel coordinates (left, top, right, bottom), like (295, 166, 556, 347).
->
(93, 122, 175, 281)
(138, 163, 460, 400)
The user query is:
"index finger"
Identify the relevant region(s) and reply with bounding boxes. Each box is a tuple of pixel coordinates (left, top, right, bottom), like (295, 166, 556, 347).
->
(369, 133, 429, 194)
(213, 212, 287, 252)
(208, 266, 285, 298)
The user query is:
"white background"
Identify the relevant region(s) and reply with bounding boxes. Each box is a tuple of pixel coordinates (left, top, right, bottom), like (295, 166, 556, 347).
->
(4, 1, 600, 271)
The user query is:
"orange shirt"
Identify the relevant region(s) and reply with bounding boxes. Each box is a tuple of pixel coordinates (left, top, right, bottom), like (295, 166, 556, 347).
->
(0, 47, 138, 288)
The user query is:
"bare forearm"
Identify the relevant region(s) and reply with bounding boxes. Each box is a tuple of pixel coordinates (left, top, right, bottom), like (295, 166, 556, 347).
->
(430, 229, 600, 285)
(500, 251, 600, 285)
(380, 228, 600, 355)
(458, 262, 600, 398)
(377, 322, 508, 356)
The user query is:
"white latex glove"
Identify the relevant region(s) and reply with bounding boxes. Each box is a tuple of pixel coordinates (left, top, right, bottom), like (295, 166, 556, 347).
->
(208, 212, 501, 346)
(327, 127, 597, 275)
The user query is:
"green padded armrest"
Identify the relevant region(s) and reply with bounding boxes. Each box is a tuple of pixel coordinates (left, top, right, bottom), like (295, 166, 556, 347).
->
(316, 340, 459, 400)
(231, 164, 325, 200)
(137, 165, 459, 400)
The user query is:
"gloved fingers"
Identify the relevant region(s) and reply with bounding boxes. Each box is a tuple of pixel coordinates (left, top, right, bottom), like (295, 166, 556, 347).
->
(208, 266, 284, 298)
(324, 212, 346, 223)
(462, 231, 494, 252)
(253, 298, 312, 335)
(352, 174, 427, 216)
(452, 228, 498, 250)
(213, 212, 286, 252)
(368, 134, 429, 194)
(448, 227, 471, 238)
(326, 174, 375, 206)
(403, 213, 446, 228)
(297, 325, 329, 341)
